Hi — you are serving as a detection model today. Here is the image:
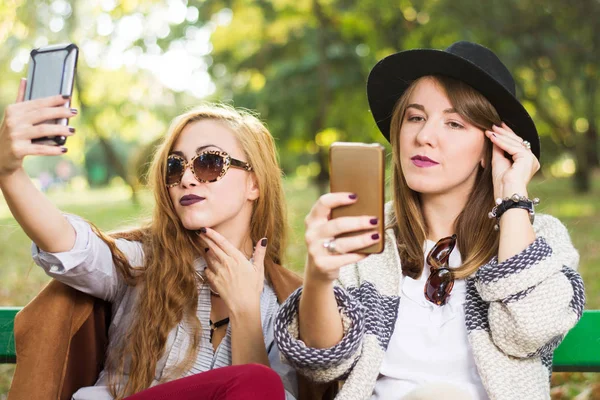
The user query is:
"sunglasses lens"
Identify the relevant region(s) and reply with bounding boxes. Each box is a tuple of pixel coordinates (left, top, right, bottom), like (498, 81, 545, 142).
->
(166, 156, 185, 186)
(425, 268, 454, 305)
(194, 153, 224, 182)
(427, 235, 456, 268)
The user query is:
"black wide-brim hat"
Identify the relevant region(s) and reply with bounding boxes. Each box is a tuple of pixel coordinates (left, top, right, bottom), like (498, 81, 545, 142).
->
(367, 41, 540, 159)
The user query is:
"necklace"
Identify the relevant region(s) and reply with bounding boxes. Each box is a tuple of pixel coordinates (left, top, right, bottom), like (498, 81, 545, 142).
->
(209, 317, 230, 342)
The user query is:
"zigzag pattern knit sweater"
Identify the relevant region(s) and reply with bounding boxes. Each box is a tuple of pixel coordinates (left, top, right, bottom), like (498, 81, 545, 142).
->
(275, 212, 585, 400)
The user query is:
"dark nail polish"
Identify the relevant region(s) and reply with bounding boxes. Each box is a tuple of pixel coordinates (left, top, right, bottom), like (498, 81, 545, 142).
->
(204, 248, 209, 253)
(370, 218, 378, 225)
(261, 238, 268, 247)
(371, 233, 380, 240)
(62, 94, 70, 99)
(68, 127, 75, 133)
(61, 147, 68, 153)
(199, 227, 207, 234)
(349, 194, 357, 199)
(70, 108, 78, 114)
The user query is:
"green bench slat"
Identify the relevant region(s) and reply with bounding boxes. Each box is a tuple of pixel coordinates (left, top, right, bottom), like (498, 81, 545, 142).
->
(0, 307, 19, 363)
(0, 307, 598, 371)
(552, 310, 600, 372)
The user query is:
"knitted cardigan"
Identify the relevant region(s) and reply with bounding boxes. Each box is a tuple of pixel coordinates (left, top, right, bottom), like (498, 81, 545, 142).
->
(275, 210, 585, 400)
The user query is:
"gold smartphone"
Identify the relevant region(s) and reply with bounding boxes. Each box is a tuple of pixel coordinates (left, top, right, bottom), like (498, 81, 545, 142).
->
(329, 142, 385, 254)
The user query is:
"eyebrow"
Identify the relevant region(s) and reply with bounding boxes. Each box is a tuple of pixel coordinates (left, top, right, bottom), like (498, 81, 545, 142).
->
(406, 103, 457, 114)
(170, 144, 224, 157)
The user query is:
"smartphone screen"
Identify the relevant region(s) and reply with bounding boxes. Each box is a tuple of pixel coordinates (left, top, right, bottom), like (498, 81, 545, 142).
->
(25, 43, 78, 145)
(329, 142, 385, 254)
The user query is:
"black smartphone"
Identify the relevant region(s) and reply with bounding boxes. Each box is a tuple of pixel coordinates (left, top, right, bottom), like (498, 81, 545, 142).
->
(329, 142, 385, 254)
(24, 43, 78, 146)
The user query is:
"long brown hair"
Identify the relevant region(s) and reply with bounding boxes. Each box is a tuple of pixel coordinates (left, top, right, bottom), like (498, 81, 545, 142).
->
(388, 75, 500, 280)
(92, 104, 288, 398)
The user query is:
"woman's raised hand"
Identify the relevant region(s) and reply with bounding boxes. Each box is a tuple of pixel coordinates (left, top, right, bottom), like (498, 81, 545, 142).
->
(0, 79, 77, 179)
(199, 228, 267, 315)
(304, 192, 381, 284)
(485, 122, 540, 199)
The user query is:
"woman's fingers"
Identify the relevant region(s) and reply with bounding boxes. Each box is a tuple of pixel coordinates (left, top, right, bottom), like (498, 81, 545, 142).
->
(12, 93, 70, 114)
(16, 78, 26, 103)
(201, 232, 228, 264)
(21, 124, 75, 141)
(492, 123, 523, 143)
(25, 105, 76, 127)
(486, 130, 528, 156)
(311, 230, 381, 256)
(199, 227, 248, 262)
(306, 192, 358, 223)
(316, 215, 379, 239)
(251, 237, 267, 276)
(15, 143, 66, 157)
(204, 266, 220, 290)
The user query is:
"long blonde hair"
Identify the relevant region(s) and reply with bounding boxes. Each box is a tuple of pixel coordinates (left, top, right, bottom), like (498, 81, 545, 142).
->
(388, 75, 500, 279)
(93, 104, 287, 398)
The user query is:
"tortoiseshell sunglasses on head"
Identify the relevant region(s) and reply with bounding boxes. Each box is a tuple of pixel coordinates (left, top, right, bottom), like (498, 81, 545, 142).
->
(165, 150, 252, 187)
(424, 234, 457, 306)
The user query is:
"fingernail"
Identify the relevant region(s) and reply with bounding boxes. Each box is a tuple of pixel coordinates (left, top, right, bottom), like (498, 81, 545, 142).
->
(70, 108, 78, 114)
(62, 94, 70, 99)
(261, 238, 268, 247)
(371, 233, 380, 240)
(61, 147, 68, 153)
(68, 127, 75, 133)
(199, 227, 207, 234)
(492, 133, 497, 137)
(370, 218, 378, 225)
(349, 193, 357, 199)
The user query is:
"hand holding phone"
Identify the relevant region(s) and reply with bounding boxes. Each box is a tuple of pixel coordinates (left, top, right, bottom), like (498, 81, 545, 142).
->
(329, 142, 385, 254)
(24, 43, 78, 146)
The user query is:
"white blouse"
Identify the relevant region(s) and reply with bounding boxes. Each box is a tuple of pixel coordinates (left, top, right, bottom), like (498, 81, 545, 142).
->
(31, 214, 297, 400)
(371, 240, 489, 400)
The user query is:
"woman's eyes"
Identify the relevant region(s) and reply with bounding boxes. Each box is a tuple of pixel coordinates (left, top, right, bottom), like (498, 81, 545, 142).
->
(447, 121, 465, 129)
(405, 114, 466, 130)
(407, 115, 425, 122)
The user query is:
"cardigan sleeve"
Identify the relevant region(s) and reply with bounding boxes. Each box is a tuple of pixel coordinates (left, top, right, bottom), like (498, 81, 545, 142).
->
(274, 285, 365, 383)
(474, 214, 585, 358)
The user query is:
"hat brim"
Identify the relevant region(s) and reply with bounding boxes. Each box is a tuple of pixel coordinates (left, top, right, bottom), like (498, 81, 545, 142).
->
(367, 49, 540, 159)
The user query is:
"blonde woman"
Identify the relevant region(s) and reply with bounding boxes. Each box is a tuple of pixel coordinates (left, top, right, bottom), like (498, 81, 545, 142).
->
(0, 79, 302, 399)
(275, 41, 585, 399)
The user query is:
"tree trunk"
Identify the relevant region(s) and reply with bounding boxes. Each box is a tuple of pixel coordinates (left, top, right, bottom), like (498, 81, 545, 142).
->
(67, 1, 139, 204)
(573, 136, 591, 193)
(586, 123, 599, 169)
(74, 76, 139, 204)
(313, 0, 331, 195)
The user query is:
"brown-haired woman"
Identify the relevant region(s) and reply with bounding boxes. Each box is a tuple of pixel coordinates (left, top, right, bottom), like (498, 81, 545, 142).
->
(0, 81, 300, 399)
(275, 41, 585, 399)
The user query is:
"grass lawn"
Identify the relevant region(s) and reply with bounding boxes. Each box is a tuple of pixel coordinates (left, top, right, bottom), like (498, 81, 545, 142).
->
(0, 174, 599, 397)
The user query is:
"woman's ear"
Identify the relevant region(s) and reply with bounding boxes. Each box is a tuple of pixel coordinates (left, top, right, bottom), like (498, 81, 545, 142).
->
(480, 158, 485, 168)
(247, 173, 260, 201)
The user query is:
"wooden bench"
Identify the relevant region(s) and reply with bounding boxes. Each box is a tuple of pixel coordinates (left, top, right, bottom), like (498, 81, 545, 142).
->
(0, 307, 599, 371)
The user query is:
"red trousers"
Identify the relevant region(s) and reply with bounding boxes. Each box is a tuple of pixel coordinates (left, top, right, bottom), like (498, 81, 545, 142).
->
(126, 364, 286, 400)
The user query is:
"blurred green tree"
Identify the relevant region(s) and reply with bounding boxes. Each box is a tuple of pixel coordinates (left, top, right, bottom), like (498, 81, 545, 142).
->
(191, 0, 599, 192)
